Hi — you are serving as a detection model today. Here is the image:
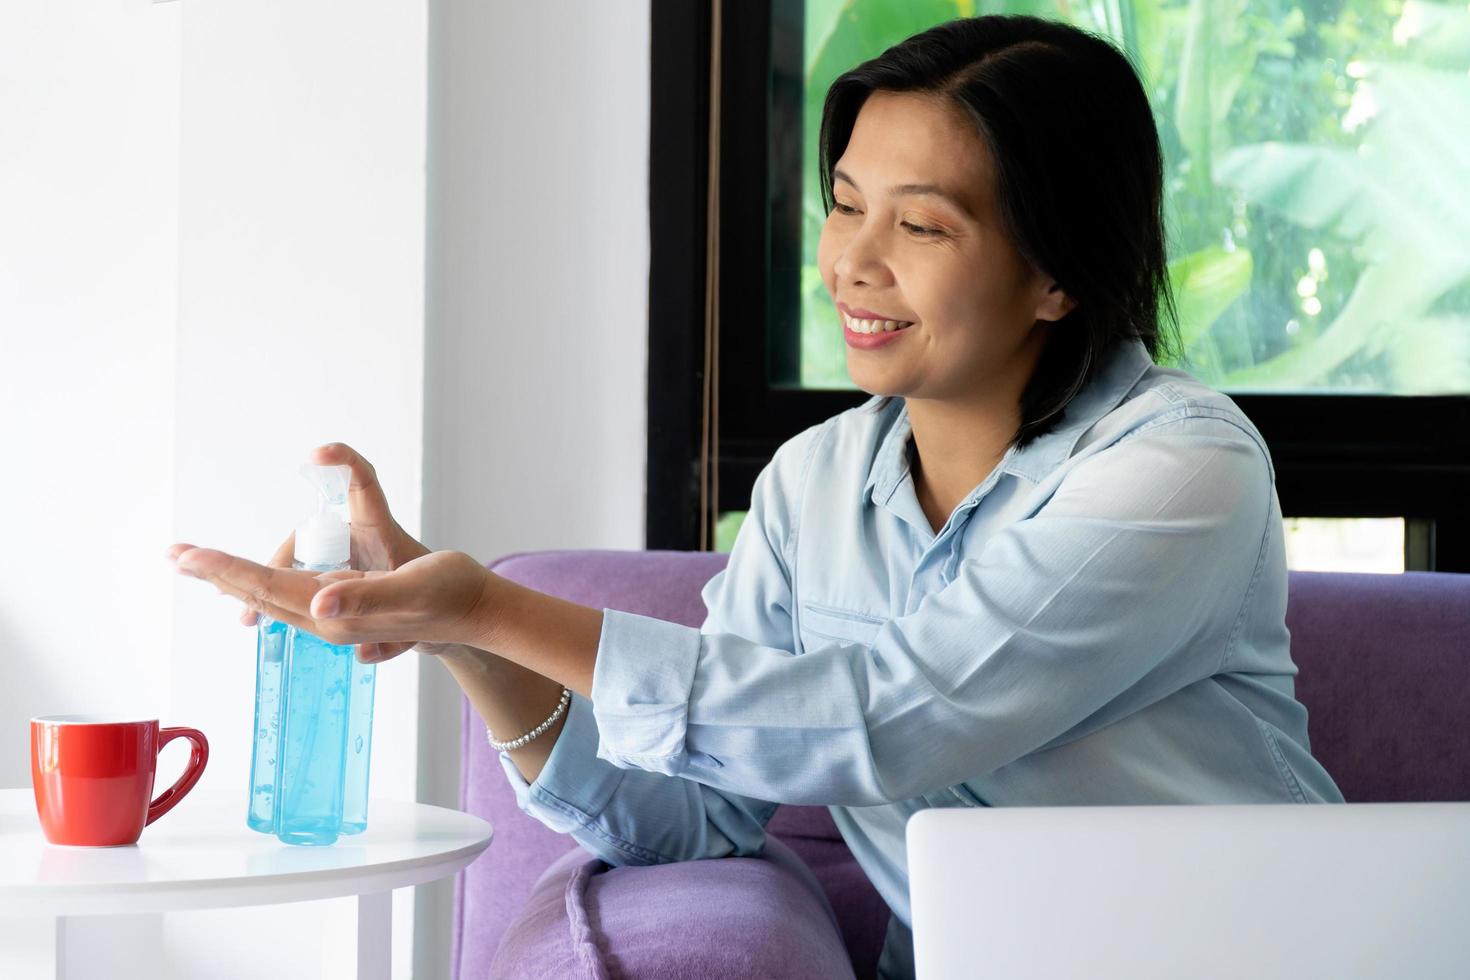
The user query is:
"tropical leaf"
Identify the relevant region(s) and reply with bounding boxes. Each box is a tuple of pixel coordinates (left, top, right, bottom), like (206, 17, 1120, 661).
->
(1174, 0, 1255, 195)
(1392, 0, 1470, 67)
(1215, 60, 1470, 385)
(1221, 252, 1465, 387)
(1362, 63, 1470, 240)
(1166, 244, 1254, 375)
(1129, 0, 1167, 97)
(806, 0, 854, 77)
(1216, 143, 1406, 257)
(1383, 314, 1470, 393)
(796, 0, 1470, 393)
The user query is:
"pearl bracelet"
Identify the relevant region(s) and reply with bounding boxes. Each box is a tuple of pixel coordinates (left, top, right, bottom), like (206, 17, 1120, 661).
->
(486, 687, 572, 752)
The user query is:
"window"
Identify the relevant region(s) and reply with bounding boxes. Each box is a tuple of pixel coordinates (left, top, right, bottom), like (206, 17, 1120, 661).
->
(648, 0, 1470, 570)
(1282, 517, 1407, 573)
(793, 0, 1470, 396)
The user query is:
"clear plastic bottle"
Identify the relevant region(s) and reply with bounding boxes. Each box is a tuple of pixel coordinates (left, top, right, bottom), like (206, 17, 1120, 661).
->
(247, 615, 288, 833)
(247, 462, 376, 845)
(275, 605, 354, 846)
(341, 653, 377, 835)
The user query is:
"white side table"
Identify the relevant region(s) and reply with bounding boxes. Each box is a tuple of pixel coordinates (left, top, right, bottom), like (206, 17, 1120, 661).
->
(0, 788, 492, 980)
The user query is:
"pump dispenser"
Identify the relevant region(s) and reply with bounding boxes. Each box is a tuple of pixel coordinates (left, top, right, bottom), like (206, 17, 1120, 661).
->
(247, 462, 377, 844)
(293, 462, 352, 567)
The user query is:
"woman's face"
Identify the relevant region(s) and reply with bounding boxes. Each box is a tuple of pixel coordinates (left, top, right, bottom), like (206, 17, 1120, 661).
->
(818, 90, 1073, 403)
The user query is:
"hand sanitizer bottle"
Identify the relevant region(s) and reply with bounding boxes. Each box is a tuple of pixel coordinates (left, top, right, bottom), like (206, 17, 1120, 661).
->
(340, 616, 376, 834)
(246, 614, 289, 834)
(246, 462, 376, 845)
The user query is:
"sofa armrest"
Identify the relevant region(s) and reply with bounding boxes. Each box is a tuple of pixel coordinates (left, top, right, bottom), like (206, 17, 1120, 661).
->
(488, 836, 856, 980)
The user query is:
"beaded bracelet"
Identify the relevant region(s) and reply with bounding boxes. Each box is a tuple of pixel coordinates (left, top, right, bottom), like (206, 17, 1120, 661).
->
(486, 687, 572, 752)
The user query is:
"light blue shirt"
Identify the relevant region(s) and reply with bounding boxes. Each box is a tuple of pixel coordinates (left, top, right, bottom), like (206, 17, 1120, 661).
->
(499, 334, 1344, 979)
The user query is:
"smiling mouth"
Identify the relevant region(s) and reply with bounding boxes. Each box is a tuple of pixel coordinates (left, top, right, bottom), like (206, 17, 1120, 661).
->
(841, 310, 915, 335)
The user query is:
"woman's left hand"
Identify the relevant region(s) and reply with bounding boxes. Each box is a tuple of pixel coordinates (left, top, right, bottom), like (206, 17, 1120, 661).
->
(168, 546, 492, 661)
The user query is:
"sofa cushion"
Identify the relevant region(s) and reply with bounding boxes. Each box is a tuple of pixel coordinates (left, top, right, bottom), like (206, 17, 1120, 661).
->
(456, 550, 892, 980)
(1287, 570, 1470, 802)
(488, 835, 856, 980)
(456, 550, 733, 978)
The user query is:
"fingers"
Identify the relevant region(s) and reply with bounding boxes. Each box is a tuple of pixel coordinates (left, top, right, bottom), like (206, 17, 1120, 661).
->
(357, 640, 415, 664)
(311, 570, 393, 620)
(170, 543, 266, 625)
(175, 547, 320, 631)
(310, 443, 395, 531)
(172, 546, 422, 649)
(173, 542, 268, 627)
(242, 533, 299, 627)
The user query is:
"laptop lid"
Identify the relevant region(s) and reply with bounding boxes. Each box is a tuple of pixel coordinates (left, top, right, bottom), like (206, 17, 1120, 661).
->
(907, 802, 1470, 979)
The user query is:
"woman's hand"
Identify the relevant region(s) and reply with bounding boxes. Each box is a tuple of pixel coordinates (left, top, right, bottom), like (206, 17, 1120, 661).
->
(166, 442, 434, 661)
(168, 547, 495, 661)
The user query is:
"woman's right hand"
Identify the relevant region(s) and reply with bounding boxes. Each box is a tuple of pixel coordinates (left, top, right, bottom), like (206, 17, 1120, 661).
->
(238, 442, 432, 661)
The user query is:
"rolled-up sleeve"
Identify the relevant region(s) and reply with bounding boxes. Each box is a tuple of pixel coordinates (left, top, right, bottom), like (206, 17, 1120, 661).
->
(500, 424, 826, 863)
(591, 414, 1275, 805)
(498, 689, 777, 866)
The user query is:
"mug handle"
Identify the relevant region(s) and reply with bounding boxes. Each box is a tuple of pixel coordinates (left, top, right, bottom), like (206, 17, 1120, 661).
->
(146, 727, 210, 826)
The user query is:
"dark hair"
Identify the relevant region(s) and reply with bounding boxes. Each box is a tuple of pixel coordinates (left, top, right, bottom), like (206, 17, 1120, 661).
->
(819, 15, 1182, 448)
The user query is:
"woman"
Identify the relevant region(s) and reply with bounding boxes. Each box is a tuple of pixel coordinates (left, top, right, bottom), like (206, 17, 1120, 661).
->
(170, 15, 1343, 979)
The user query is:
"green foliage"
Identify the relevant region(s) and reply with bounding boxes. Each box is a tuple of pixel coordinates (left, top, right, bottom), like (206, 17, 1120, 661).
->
(1166, 244, 1254, 376)
(714, 509, 748, 553)
(799, 1, 981, 388)
(797, 0, 1470, 393)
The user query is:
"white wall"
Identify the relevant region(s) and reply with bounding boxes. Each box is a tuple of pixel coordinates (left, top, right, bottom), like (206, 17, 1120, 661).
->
(2, 0, 648, 975)
(169, 0, 426, 977)
(0, 2, 180, 783)
(423, 0, 650, 564)
(418, 1, 650, 973)
(0, 0, 179, 971)
(2, 0, 424, 976)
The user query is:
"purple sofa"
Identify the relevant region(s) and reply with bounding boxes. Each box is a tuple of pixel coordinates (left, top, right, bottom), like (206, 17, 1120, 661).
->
(452, 550, 1470, 979)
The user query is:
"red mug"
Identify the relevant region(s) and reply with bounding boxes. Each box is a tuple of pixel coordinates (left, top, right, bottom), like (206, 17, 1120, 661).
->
(31, 714, 209, 847)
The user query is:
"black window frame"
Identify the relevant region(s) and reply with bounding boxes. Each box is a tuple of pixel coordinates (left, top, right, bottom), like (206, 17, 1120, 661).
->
(647, 0, 1470, 571)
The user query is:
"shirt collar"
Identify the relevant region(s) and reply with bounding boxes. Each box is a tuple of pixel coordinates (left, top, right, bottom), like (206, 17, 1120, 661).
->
(863, 335, 1155, 504)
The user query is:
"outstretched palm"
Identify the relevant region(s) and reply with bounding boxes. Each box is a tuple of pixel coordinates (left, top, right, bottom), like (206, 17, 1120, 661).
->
(169, 547, 490, 659)
(211, 442, 435, 660)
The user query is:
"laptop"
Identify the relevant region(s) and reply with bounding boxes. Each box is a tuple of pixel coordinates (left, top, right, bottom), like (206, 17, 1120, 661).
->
(907, 802, 1470, 979)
